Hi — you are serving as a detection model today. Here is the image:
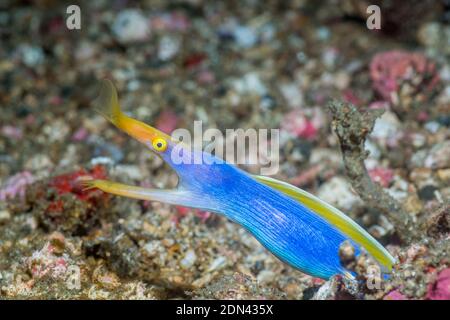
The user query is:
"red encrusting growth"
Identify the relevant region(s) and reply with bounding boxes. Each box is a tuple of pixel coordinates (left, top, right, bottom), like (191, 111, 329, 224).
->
(46, 199, 65, 213)
(49, 164, 108, 202)
(183, 53, 207, 69)
(25, 165, 113, 233)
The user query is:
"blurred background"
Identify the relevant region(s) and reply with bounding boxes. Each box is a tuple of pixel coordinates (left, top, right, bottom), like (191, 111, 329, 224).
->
(0, 0, 449, 299)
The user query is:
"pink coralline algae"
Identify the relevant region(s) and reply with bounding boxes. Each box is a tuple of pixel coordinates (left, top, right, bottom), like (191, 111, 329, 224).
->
(342, 89, 363, 106)
(151, 12, 190, 32)
(196, 70, 216, 84)
(290, 164, 322, 187)
(1, 125, 23, 140)
(155, 110, 179, 135)
(281, 108, 325, 141)
(368, 101, 390, 111)
(26, 233, 71, 280)
(174, 206, 212, 224)
(368, 167, 394, 188)
(71, 127, 89, 142)
(370, 50, 440, 106)
(384, 290, 408, 300)
(426, 268, 450, 300)
(0, 171, 35, 201)
(194, 210, 212, 223)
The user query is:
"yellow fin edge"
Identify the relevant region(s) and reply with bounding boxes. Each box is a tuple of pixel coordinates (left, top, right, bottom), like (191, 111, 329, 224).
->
(253, 175, 396, 271)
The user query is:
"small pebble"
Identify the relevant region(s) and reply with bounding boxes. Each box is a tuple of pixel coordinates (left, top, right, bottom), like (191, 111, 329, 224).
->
(317, 176, 362, 211)
(256, 270, 275, 284)
(17, 44, 45, 67)
(424, 141, 450, 169)
(207, 256, 227, 272)
(232, 72, 267, 96)
(112, 9, 151, 43)
(418, 185, 438, 201)
(0, 210, 11, 224)
(180, 249, 197, 269)
(158, 36, 180, 61)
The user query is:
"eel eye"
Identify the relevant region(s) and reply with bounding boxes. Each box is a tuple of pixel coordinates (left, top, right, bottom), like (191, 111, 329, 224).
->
(152, 137, 167, 152)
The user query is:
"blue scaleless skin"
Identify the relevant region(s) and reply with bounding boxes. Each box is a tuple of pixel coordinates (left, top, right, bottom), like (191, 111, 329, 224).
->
(82, 79, 396, 280)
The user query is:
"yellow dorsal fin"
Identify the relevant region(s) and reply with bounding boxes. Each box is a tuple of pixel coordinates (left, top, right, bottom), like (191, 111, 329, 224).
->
(93, 79, 123, 123)
(253, 174, 396, 271)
